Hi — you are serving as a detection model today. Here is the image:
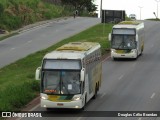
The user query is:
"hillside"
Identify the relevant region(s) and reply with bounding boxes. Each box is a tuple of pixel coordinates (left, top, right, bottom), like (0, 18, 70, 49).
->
(0, 0, 72, 31)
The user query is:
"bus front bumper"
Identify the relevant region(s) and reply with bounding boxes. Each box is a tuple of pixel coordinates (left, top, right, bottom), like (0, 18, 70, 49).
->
(111, 49, 137, 59)
(41, 99, 83, 109)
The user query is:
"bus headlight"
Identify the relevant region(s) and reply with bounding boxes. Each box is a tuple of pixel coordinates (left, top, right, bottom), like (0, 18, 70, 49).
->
(111, 49, 115, 53)
(72, 96, 81, 101)
(41, 96, 48, 100)
(131, 50, 136, 53)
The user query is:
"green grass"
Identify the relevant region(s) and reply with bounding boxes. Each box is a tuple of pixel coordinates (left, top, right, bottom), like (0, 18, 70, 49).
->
(0, 23, 113, 112)
(145, 18, 160, 21)
(0, 0, 73, 31)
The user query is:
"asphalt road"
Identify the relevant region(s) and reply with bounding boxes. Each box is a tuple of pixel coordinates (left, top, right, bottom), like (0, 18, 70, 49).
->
(15, 20, 160, 120)
(0, 17, 100, 68)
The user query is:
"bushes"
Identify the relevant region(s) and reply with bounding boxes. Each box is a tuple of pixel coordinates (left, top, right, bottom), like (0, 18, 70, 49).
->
(0, 14, 22, 30)
(0, 81, 39, 111)
(0, 0, 72, 30)
(0, 51, 42, 111)
(0, 3, 4, 15)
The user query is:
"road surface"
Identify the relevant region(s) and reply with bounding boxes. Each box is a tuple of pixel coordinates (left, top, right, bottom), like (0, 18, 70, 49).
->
(16, 20, 160, 120)
(0, 17, 100, 68)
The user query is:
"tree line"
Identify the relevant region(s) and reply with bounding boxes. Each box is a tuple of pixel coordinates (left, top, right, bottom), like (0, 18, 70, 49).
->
(43, 0, 97, 13)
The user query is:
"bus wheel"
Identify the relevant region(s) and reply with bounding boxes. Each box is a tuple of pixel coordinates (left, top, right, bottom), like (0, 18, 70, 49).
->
(140, 47, 143, 56)
(97, 82, 99, 91)
(134, 51, 138, 60)
(113, 57, 117, 61)
(82, 95, 87, 110)
(93, 85, 98, 99)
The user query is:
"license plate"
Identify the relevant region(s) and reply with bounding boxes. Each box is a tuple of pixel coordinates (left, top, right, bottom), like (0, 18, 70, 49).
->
(57, 103, 63, 106)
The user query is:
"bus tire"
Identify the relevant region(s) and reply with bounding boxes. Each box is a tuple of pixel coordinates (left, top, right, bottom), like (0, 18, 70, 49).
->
(134, 51, 138, 60)
(113, 57, 117, 61)
(97, 82, 99, 91)
(93, 85, 98, 99)
(82, 95, 87, 110)
(140, 47, 143, 56)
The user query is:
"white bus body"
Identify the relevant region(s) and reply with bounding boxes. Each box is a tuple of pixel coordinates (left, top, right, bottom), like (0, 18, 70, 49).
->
(109, 21, 144, 60)
(35, 42, 102, 109)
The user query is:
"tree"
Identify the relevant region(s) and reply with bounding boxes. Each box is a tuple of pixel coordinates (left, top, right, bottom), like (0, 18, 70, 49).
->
(61, 0, 96, 12)
(0, 3, 4, 16)
(86, 1, 97, 12)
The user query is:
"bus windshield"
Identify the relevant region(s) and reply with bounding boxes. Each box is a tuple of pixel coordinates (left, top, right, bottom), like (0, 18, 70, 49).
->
(111, 35, 136, 49)
(42, 70, 81, 95)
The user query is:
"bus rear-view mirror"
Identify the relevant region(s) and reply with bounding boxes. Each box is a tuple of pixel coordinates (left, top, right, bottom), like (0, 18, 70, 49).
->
(108, 33, 111, 41)
(80, 68, 85, 81)
(35, 67, 41, 80)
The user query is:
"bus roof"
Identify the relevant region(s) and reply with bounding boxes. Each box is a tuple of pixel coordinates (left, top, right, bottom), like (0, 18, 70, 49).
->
(44, 42, 100, 59)
(113, 21, 144, 29)
(56, 42, 99, 51)
(118, 21, 141, 25)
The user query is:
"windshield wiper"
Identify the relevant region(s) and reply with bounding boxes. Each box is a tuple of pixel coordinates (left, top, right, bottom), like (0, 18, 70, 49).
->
(117, 41, 125, 49)
(61, 81, 70, 94)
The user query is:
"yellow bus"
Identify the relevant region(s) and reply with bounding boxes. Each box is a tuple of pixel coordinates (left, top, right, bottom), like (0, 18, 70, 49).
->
(35, 42, 102, 110)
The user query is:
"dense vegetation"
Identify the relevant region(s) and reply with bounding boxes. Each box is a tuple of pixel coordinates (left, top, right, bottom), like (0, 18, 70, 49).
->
(0, 23, 113, 112)
(0, 0, 73, 30)
(61, 0, 97, 14)
(0, 0, 96, 31)
(0, 0, 105, 114)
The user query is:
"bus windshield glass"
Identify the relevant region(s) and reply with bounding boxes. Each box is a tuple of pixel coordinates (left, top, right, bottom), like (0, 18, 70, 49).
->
(43, 59, 81, 70)
(111, 35, 136, 49)
(42, 70, 81, 95)
(42, 59, 81, 95)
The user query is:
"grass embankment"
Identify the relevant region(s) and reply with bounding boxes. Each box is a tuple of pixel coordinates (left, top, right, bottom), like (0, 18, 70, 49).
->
(0, 0, 73, 31)
(0, 23, 113, 112)
(146, 18, 160, 21)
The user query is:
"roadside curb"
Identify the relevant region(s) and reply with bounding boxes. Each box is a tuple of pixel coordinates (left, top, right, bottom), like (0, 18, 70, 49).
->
(21, 96, 40, 112)
(7, 96, 40, 120)
(18, 17, 70, 33)
(0, 17, 70, 41)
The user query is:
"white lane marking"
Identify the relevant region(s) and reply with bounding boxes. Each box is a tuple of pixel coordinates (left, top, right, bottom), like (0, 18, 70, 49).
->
(150, 93, 156, 99)
(138, 118, 142, 120)
(11, 47, 15, 50)
(118, 75, 124, 80)
(100, 93, 106, 98)
(27, 40, 32, 43)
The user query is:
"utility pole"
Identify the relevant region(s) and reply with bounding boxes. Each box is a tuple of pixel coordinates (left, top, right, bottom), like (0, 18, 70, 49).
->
(138, 6, 143, 20)
(100, 0, 102, 18)
(155, 0, 160, 18)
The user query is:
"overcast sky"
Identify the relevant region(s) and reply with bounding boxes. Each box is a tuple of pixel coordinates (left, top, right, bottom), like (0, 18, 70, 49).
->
(94, 0, 160, 20)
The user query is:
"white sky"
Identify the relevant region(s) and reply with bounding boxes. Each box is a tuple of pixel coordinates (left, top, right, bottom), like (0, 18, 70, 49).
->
(94, 0, 160, 20)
